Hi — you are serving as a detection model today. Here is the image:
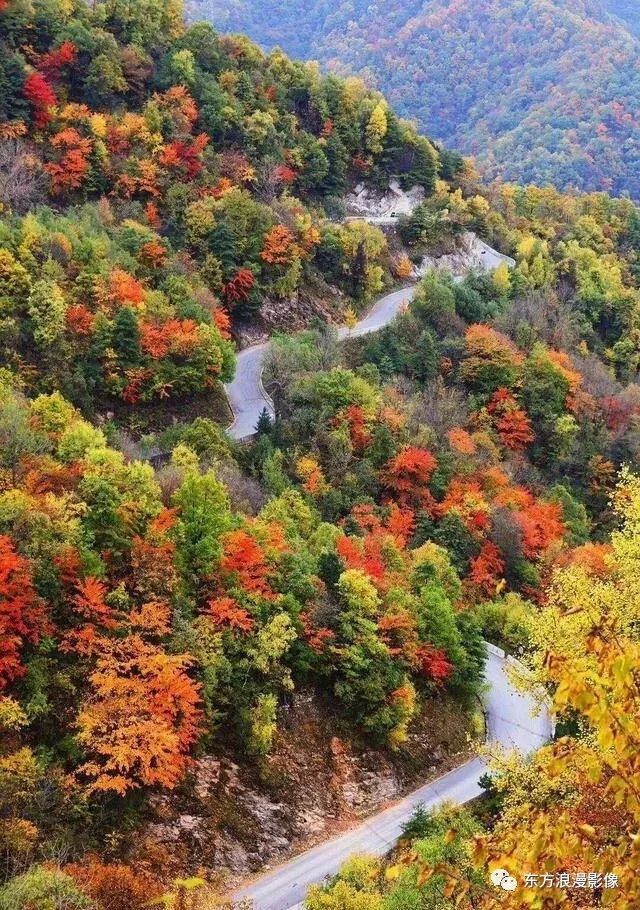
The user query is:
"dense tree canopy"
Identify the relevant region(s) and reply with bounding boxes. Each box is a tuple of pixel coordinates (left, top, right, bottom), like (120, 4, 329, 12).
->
(0, 0, 443, 416)
(1, 0, 640, 906)
(194, 0, 640, 198)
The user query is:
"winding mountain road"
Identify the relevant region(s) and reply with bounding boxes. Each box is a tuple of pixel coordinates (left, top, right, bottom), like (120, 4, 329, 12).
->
(233, 645, 552, 910)
(224, 236, 540, 909)
(224, 235, 514, 441)
(224, 285, 416, 440)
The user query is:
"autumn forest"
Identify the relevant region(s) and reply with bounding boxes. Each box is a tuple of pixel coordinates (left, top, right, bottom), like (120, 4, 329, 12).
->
(1, 0, 640, 908)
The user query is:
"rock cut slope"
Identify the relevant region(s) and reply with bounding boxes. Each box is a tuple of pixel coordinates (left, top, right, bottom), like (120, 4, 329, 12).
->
(232, 645, 552, 910)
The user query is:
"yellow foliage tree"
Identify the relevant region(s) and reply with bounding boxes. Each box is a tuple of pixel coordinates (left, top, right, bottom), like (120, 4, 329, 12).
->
(344, 306, 358, 333)
(466, 469, 640, 907)
(366, 101, 388, 155)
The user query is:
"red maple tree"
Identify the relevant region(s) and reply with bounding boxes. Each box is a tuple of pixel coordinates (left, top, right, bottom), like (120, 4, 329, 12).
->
(469, 541, 505, 597)
(37, 41, 77, 80)
(223, 268, 255, 306)
(23, 71, 57, 128)
(0, 536, 49, 689)
(416, 644, 452, 683)
(220, 530, 273, 597)
(383, 446, 437, 509)
(66, 304, 95, 336)
(488, 388, 534, 451)
(205, 595, 255, 633)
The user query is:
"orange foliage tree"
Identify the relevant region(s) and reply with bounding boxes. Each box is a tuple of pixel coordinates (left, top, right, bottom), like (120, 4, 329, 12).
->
(350, 502, 415, 547)
(45, 128, 92, 195)
(378, 609, 418, 659)
(260, 224, 297, 265)
(140, 319, 199, 358)
(547, 348, 583, 411)
(459, 324, 522, 394)
(101, 269, 146, 309)
(76, 635, 202, 795)
(205, 595, 255, 633)
(61, 577, 119, 659)
(436, 476, 491, 532)
(65, 858, 163, 910)
(223, 267, 255, 306)
(382, 446, 437, 509)
(220, 529, 273, 597)
(515, 499, 565, 559)
(129, 509, 178, 602)
(300, 612, 336, 654)
(138, 239, 167, 268)
(66, 304, 95, 336)
(160, 133, 209, 179)
(155, 85, 198, 132)
(213, 307, 232, 339)
(115, 159, 160, 199)
(273, 164, 297, 185)
(447, 427, 477, 455)
(487, 387, 535, 451)
(336, 405, 372, 452)
(468, 541, 505, 597)
(337, 533, 386, 582)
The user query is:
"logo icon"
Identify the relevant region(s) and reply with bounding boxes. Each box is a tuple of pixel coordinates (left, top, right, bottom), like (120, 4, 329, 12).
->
(490, 869, 518, 891)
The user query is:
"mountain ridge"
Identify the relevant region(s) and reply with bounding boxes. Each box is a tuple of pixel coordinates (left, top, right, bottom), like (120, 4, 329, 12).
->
(189, 0, 640, 197)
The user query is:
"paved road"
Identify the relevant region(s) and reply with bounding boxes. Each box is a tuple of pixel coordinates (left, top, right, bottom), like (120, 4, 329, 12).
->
(473, 236, 516, 271)
(224, 285, 415, 440)
(225, 341, 274, 441)
(224, 235, 513, 441)
(232, 645, 552, 910)
(224, 236, 537, 907)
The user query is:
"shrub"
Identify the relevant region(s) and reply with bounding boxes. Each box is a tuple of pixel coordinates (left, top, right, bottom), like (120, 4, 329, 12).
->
(0, 866, 92, 910)
(65, 859, 162, 910)
(473, 593, 533, 653)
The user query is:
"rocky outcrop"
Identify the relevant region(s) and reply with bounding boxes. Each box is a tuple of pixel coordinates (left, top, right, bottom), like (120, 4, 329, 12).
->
(344, 180, 425, 223)
(134, 692, 472, 889)
(259, 282, 345, 332)
(417, 231, 515, 279)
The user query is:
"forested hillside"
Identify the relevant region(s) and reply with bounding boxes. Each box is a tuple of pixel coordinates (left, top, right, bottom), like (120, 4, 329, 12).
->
(605, 0, 640, 34)
(2, 0, 640, 908)
(302, 455, 640, 910)
(0, 0, 441, 422)
(192, 0, 640, 198)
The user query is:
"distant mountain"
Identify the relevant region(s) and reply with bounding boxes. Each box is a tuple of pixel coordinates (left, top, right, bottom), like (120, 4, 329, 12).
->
(189, 0, 640, 198)
(605, 0, 640, 35)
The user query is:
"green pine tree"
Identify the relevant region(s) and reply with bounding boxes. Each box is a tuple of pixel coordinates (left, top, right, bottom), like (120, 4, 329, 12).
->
(112, 306, 141, 366)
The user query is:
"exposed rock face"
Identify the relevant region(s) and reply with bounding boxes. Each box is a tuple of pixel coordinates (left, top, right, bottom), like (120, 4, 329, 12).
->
(417, 232, 515, 280)
(134, 692, 472, 889)
(344, 180, 425, 223)
(232, 280, 345, 346)
(259, 282, 345, 332)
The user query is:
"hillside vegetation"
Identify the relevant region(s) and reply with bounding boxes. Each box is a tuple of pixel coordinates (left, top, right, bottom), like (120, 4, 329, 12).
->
(1, 0, 640, 908)
(605, 0, 640, 34)
(0, 0, 442, 422)
(301, 472, 640, 909)
(192, 0, 640, 198)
